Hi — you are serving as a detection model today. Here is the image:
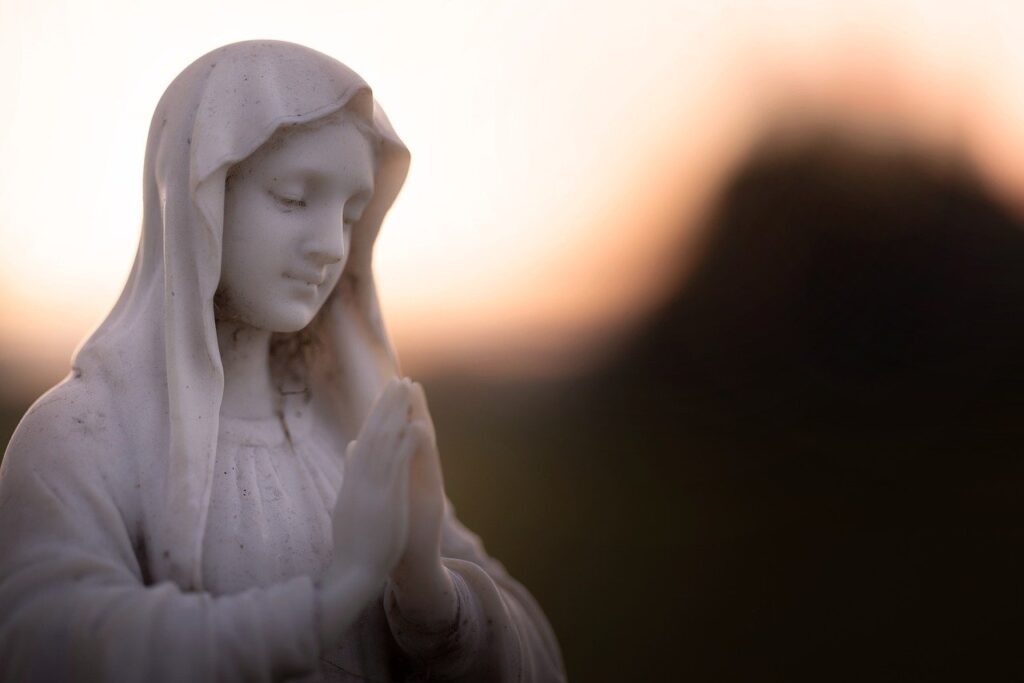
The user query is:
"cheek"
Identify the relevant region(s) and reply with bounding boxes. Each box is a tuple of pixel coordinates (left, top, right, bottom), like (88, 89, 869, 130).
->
(221, 198, 292, 298)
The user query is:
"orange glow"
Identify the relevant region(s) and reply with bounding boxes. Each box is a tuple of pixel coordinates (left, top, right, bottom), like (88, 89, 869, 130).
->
(3, 1, 1024, 389)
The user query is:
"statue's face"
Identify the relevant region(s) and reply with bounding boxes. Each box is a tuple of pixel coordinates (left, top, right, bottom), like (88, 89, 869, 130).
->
(219, 118, 375, 333)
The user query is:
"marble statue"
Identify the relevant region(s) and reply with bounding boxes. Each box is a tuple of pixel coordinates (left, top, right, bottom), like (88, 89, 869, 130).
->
(0, 40, 566, 682)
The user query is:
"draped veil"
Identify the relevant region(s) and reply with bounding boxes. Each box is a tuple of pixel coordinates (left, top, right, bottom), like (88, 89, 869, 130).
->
(71, 40, 410, 591)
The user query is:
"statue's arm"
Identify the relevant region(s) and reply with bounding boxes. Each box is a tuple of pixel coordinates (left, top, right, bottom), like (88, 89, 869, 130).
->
(385, 500, 567, 682)
(0, 395, 319, 683)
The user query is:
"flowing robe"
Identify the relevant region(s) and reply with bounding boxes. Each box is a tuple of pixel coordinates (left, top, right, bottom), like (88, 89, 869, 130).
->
(0, 379, 565, 681)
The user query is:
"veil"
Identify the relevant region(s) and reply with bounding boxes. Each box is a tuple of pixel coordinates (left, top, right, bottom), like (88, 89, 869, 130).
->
(70, 40, 410, 591)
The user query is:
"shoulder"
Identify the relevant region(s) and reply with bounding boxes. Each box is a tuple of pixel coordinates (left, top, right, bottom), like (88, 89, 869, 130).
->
(3, 374, 129, 479)
(0, 375, 146, 578)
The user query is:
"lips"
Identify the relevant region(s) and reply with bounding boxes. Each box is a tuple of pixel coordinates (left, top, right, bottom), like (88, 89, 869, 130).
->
(284, 271, 325, 286)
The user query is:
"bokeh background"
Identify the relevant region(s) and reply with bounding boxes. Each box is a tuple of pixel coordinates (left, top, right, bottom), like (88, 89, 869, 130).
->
(3, 1, 1024, 680)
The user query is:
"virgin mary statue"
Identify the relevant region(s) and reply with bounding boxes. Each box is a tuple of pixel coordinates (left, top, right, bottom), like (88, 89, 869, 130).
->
(0, 41, 565, 682)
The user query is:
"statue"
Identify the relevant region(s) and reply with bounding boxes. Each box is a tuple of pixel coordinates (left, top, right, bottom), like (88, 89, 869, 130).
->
(0, 40, 566, 682)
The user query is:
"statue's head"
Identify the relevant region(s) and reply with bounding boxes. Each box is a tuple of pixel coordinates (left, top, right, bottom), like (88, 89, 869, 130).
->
(218, 109, 381, 334)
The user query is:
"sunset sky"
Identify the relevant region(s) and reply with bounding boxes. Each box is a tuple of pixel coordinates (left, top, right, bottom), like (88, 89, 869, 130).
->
(2, 0, 1024, 391)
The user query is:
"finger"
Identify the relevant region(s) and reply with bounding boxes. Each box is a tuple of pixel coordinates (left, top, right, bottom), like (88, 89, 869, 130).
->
(379, 433, 412, 482)
(389, 421, 427, 479)
(385, 439, 412, 544)
(360, 380, 405, 468)
(362, 377, 404, 437)
(399, 436, 414, 473)
(408, 383, 436, 443)
(392, 434, 414, 511)
(408, 381, 425, 419)
(376, 423, 417, 484)
(344, 439, 368, 479)
(388, 382, 414, 435)
(402, 377, 416, 421)
(377, 417, 422, 483)
(362, 380, 415, 481)
(373, 376, 403, 414)
(371, 379, 409, 441)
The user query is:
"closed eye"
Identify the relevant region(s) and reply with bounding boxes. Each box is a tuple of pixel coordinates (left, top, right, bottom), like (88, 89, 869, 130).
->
(269, 190, 306, 210)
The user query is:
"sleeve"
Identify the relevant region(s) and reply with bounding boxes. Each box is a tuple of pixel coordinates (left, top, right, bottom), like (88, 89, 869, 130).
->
(0, 407, 321, 683)
(384, 500, 567, 682)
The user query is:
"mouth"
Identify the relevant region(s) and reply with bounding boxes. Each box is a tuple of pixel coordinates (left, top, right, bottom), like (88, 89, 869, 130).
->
(284, 272, 325, 287)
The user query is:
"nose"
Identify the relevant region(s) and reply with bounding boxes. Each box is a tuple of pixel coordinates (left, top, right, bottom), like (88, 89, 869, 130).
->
(303, 223, 346, 267)
(305, 244, 344, 267)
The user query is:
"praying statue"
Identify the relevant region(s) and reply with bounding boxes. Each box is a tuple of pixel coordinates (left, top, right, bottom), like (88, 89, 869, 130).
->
(0, 40, 566, 682)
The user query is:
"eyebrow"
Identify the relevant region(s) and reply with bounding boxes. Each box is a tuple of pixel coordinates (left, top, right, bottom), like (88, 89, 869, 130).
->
(270, 163, 375, 195)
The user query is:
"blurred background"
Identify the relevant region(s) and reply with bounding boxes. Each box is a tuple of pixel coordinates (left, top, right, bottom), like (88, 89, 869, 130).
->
(3, 1, 1024, 680)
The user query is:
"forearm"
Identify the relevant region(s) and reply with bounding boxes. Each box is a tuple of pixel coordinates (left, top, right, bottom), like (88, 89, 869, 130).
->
(386, 558, 567, 682)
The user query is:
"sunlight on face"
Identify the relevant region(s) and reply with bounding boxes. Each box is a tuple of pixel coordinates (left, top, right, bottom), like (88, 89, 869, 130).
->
(218, 116, 376, 333)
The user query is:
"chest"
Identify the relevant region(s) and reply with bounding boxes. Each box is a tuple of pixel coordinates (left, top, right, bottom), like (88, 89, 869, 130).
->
(201, 415, 345, 594)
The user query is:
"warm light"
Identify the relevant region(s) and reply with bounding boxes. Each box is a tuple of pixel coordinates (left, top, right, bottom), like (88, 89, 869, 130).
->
(3, 0, 1024, 389)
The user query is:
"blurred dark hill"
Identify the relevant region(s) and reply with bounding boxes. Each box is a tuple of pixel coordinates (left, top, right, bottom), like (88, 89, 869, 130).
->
(425, 128, 1024, 681)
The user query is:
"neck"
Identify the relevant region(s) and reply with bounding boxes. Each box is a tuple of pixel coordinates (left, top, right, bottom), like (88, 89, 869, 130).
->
(216, 319, 277, 419)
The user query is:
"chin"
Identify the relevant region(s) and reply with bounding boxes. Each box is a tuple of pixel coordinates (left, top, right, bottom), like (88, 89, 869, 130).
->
(271, 313, 318, 334)
(257, 303, 320, 334)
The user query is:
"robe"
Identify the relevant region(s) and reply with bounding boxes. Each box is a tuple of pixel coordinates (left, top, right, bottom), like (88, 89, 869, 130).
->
(0, 378, 566, 681)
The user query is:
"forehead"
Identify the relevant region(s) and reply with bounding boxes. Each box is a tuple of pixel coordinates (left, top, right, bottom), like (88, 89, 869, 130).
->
(241, 118, 377, 190)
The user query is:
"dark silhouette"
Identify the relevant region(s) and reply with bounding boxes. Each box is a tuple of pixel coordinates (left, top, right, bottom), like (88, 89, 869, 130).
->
(430, 127, 1024, 681)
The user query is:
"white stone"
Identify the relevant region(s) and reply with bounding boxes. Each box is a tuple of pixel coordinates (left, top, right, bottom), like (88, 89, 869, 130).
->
(0, 40, 565, 682)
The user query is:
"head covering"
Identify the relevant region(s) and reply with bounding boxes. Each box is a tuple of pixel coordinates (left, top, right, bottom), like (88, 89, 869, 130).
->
(71, 40, 409, 590)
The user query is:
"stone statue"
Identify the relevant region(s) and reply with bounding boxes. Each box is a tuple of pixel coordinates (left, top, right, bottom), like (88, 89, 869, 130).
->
(0, 40, 566, 682)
